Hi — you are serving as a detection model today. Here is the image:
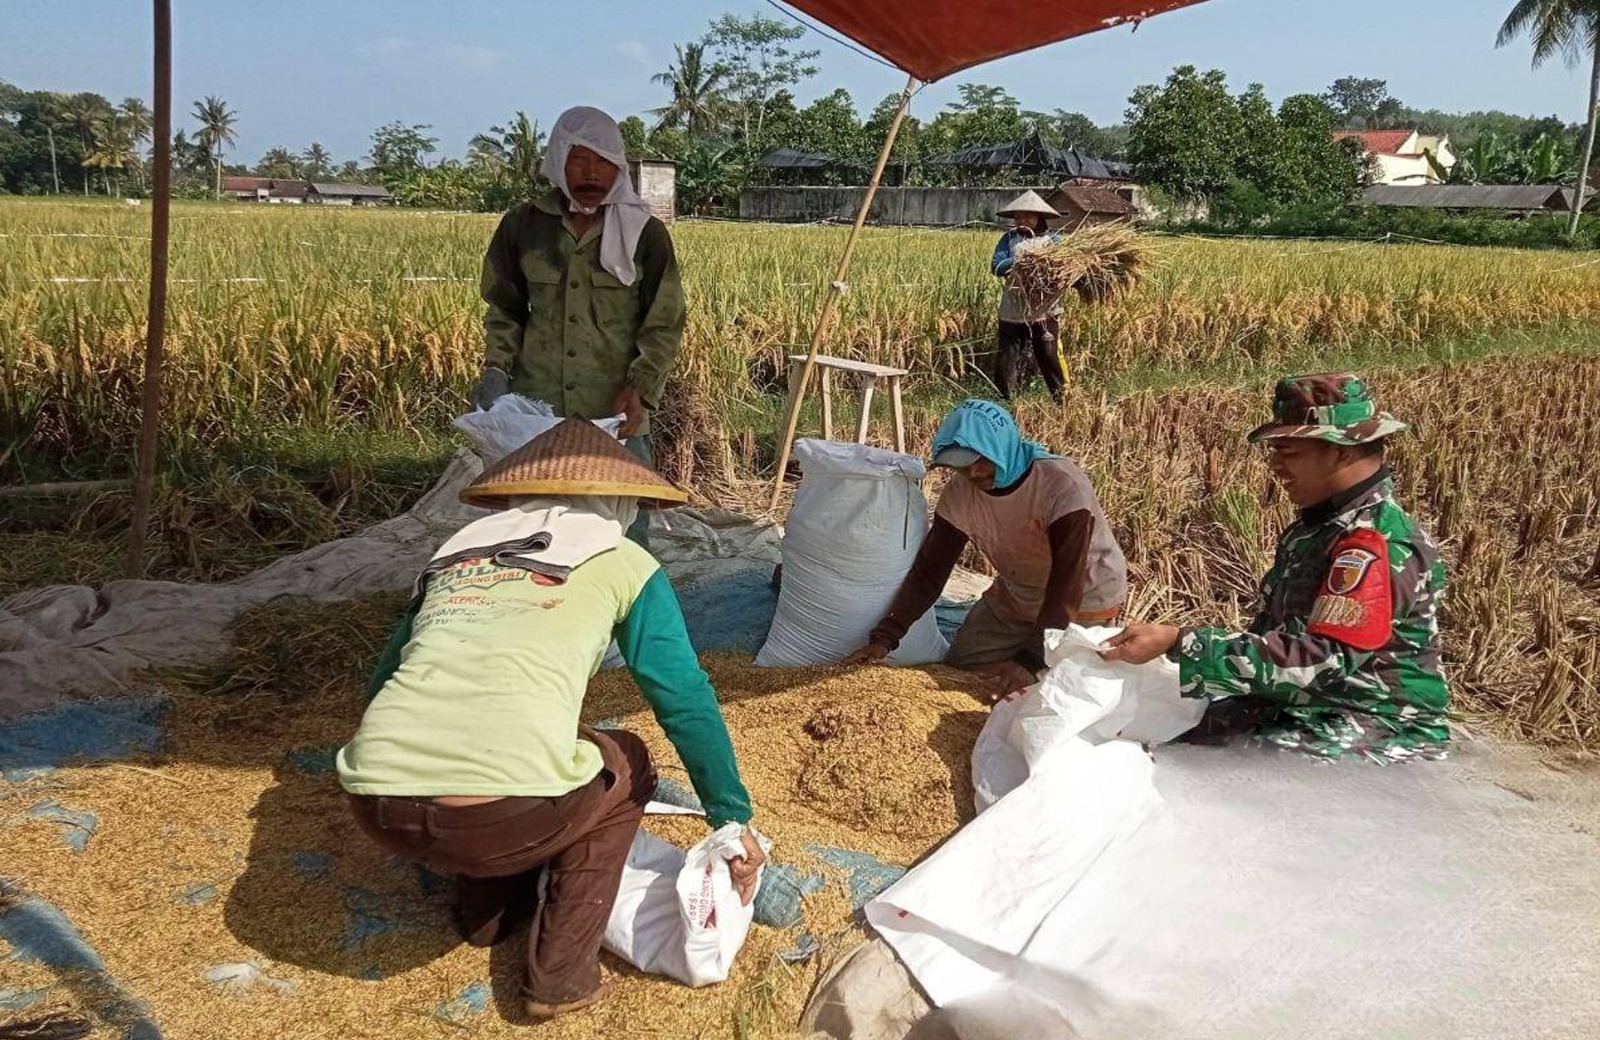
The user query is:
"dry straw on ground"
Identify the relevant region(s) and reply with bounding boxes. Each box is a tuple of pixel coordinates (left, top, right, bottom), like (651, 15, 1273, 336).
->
(1, 598, 989, 1040)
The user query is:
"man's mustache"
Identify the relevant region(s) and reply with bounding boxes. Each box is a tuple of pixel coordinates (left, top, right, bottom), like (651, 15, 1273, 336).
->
(574, 182, 607, 193)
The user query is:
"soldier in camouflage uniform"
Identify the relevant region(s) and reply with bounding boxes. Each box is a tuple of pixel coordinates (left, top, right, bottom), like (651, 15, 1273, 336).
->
(1101, 374, 1450, 761)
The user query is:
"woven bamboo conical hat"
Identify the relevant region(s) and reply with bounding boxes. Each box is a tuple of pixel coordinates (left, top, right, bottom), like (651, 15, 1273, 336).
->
(997, 190, 1059, 218)
(460, 418, 688, 509)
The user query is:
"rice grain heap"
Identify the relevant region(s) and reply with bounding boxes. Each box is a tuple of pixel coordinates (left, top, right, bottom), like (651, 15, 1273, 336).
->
(1009, 220, 1151, 309)
(0, 600, 988, 1040)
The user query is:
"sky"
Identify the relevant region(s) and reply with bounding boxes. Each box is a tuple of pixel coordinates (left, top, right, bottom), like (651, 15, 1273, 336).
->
(1, 1, 1589, 166)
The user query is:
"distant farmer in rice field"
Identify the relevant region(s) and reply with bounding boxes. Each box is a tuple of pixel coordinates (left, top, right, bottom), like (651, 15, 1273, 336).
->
(337, 420, 763, 1019)
(990, 190, 1067, 403)
(1101, 374, 1451, 761)
(473, 105, 685, 548)
(847, 398, 1127, 701)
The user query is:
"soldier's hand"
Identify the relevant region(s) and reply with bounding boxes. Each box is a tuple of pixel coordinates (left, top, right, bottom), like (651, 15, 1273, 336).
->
(1098, 624, 1181, 665)
(612, 386, 647, 438)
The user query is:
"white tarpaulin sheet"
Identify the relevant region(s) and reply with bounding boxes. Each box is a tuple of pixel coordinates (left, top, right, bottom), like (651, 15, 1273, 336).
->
(863, 626, 1600, 1040)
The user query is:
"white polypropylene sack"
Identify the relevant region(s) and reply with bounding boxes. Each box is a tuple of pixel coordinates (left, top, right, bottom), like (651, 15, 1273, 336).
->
(756, 440, 947, 667)
(452, 394, 624, 465)
(869, 627, 1188, 1018)
(603, 823, 771, 987)
(972, 625, 1205, 810)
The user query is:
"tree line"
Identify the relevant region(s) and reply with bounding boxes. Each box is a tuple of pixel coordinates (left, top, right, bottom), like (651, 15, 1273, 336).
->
(3, 2, 1596, 226)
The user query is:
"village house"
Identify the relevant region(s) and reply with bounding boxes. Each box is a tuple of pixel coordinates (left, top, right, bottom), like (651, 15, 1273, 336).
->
(1043, 184, 1137, 229)
(1334, 129, 1456, 185)
(627, 159, 677, 223)
(220, 176, 394, 206)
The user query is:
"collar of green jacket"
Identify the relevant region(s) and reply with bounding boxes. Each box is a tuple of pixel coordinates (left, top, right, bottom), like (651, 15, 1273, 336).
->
(531, 188, 565, 217)
(1299, 465, 1391, 526)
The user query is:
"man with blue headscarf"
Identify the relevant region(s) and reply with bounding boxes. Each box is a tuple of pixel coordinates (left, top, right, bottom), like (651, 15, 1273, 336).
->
(847, 399, 1128, 699)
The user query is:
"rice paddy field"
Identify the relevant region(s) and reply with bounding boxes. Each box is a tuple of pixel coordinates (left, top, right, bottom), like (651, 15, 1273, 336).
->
(3, 196, 1600, 748)
(3, 197, 1600, 1037)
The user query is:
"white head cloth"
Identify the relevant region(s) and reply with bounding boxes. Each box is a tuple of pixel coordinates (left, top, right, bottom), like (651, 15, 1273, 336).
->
(428, 495, 640, 582)
(542, 106, 651, 286)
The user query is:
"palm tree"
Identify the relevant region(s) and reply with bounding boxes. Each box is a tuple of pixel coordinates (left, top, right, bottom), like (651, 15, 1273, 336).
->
(1498, 0, 1600, 235)
(119, 98, 153, 191)
(62, 93, 112, 195)
(302, 142, 333, 180)
(192, 95, 239, 199)
(651, 42, 729, 138)
(469, 112, 545, 194)
(84, 115, 138, 195)
(38, 93, 66, 194)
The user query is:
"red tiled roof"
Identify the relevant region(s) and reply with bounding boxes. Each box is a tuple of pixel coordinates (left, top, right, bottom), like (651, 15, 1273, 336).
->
(1332, 130, 1416, 156)
(221, 176, 273, 192)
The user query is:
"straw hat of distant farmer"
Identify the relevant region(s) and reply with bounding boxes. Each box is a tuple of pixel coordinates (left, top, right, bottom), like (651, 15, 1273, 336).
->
(997, 190, 1059, 219)
(997, 190, 1058, 233)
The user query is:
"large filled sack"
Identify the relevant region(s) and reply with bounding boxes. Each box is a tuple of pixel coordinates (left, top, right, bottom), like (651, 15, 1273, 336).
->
(756, 440, 948, 667)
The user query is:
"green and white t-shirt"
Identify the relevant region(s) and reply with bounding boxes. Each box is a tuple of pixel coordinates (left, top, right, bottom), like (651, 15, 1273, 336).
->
(336, 539, 751, 827)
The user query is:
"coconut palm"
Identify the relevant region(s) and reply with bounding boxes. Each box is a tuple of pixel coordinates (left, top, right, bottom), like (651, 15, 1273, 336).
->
(1498, 0, 1600, 234)
(61, 93, 113, 194)
(192, 95, 239, 199)
(651, 42, 729, 138)
(119, 98, 153, 190)
(37, 93, 66, 193)
(84, 115, 138, 195)
(302, 142, 333, 180)
(469, 112, 545, 195)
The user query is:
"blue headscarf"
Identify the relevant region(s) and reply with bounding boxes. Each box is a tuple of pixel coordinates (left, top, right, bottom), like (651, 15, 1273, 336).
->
(930, 399, 1055, 489)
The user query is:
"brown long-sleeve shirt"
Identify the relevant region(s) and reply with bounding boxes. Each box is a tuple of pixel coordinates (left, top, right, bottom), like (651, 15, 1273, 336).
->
(870, 510, 1095, 670)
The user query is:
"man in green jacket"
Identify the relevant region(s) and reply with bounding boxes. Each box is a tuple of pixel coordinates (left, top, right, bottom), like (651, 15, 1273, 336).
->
(474, 106, 685, 546)
(1102, 374, 1450, 761)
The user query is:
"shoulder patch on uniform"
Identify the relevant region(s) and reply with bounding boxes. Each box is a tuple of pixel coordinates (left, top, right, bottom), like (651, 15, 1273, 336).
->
(1326, 545, 1379, 595)
(1309, 527, 1392, 651)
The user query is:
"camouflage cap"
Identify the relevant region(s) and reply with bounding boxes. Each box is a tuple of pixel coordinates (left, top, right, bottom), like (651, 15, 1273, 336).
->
(1246, 373, 1409, 446)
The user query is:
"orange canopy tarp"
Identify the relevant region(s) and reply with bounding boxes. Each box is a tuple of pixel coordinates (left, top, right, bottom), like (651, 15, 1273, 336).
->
(781, 0, 1211, 81)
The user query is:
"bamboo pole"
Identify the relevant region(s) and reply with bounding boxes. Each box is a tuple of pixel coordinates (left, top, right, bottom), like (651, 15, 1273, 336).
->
(127, 0, 172, 577)
(768, 72, 918, 513)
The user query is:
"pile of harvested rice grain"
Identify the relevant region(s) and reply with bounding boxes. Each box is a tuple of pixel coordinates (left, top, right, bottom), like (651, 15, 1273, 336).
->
(1, 607, 988, 1040)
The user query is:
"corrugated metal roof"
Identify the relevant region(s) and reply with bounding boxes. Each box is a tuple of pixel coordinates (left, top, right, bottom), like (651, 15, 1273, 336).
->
(927, 131, 1130, 179)
(1363, 184, 1565, 210)
(757, 147, 853, 170)
(310, 182, 393, 197)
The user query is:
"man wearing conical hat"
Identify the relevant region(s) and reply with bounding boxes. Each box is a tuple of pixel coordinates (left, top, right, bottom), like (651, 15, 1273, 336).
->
(473, 106, 685, 547)
(991, 190, 1067, 402)
(1102, 374, 1450, 761)
(337, 420, 764, 1019)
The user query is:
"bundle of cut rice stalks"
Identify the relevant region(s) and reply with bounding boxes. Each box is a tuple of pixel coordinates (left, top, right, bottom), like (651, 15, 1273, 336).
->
(1009, 220, 1151, 308)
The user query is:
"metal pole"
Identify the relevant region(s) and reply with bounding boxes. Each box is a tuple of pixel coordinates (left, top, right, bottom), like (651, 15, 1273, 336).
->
(127, 0, 171, 577)
(767, 72, 918, 513)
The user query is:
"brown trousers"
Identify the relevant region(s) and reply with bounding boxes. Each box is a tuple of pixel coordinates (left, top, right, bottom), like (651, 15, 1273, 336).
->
(995, 317, 1065, 401)
(946, 596, 1123, 670)
(348, 727, 655, 1003)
